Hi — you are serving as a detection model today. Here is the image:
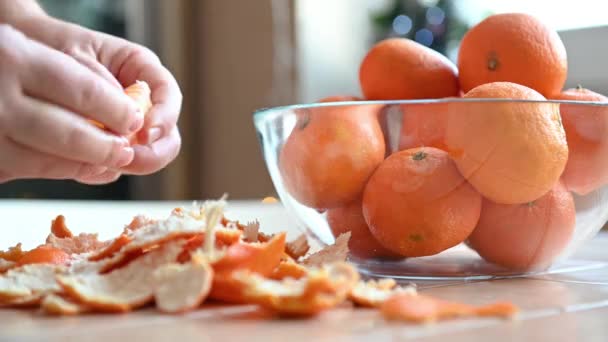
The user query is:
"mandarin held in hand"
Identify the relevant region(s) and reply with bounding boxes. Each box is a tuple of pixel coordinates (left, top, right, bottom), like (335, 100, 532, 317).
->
(89, 80, 152, 144)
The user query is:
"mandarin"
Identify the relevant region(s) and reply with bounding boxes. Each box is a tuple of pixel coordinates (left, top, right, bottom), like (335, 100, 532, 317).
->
(458, 13, 567, 97)
(362, 147, 482, 257)
(445, 82, 568, 204)
(398, 100, 458, 151)
(359, 38, 460, 100)
(88, 80, 152, 145)
(467, 181, 575, 271)
(327, 200, 401, 260)
(279, 103, 385, 209)
(318, 95, 361, 103)
(551, 86, 608, 195)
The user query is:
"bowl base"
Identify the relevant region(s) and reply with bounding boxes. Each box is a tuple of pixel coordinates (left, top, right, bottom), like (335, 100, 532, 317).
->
(352, 246, 605, 282)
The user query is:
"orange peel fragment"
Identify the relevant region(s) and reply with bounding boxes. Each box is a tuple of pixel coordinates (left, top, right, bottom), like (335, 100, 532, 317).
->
(0, 243, 25, 263)
(302, 232, 350, 267)
(348, 278, 416, 308)
(0, 264, 62, 304)
(242, 221, 260, 242)
(153, 258, 213, 314)
(46, 232, 107, 256)
(209, 233, 286, 303)
(381, 292, 519, 323)
(269, 259, 308, 280)
(16, 245, 71, 267)
(0, 260, 15, 274)
(41, 294, 90, 316)
(233, 262, 359, 316)
(98, 202, 227, 272)
(285, 234, 310, 261)
(56, 240, 185, 313)
(88, 234, 132, 262)
(50, 215, 73, 239)
(124, 215, 156, 233)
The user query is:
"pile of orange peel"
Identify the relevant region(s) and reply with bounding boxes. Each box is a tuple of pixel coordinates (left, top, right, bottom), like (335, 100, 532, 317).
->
(0, 199, 518, 322)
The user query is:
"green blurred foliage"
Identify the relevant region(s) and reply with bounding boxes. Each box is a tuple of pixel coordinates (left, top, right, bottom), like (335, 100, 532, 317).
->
(38, 0, 126, 36)
(370, 0, 470, 57)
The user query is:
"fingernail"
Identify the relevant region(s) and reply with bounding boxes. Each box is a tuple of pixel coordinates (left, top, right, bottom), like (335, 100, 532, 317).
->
(119, 136, 130, 146)
(129, 113, 144, 133)
(114, 147, 134, 168)
(146, 127, 163, 144)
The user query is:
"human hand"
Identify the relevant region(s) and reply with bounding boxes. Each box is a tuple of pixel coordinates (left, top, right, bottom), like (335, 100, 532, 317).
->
(16, 16, 183, 184)
(0, 24, 145, 183)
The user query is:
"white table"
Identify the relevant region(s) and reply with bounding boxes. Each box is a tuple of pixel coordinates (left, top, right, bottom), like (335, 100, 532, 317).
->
(1, 199, 608, 341)
(0, 199, 299, 250)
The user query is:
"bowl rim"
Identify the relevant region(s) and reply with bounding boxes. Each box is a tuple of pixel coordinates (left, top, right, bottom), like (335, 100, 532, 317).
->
(253, 98, 608, 121)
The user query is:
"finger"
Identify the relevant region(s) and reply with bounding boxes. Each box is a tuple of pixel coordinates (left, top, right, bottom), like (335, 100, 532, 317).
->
(113, 48, 182, 144)
(8, 96, 135, 169)
(76, 169, 122, 185)
(67, 49, 123, 89)
(120, 126, 181, 175)
(0, 137, 101, 180)
(20, 38, 143, 135)
(137, 73, 182, 145)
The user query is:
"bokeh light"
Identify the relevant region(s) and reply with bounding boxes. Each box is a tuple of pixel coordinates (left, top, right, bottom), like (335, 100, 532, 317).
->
(415, 28, 434, 46)
(426, 6, 445, 25)
(392, 14, 413, 35)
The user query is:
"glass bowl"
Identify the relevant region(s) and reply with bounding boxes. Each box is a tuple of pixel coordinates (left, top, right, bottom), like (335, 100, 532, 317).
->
(253, 98, 608, 280)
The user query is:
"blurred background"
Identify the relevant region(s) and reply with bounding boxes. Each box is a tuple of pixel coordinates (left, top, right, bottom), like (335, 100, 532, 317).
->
(1, 0, 607, 201)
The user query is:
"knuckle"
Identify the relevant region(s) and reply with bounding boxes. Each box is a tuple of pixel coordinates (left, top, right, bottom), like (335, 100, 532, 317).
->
(17, 151, 61, 179)
(0, 24, 21, 40)
(100, 138, 123, 166)
(13, 104, 40, 132)
(0, 25, 23, 67)
(60, 45, 81, 59)
(78, 78, 102, 109)
(75, 165, 104, 179)
(62, 125, 94, 158)
(137, 46, 161, 64)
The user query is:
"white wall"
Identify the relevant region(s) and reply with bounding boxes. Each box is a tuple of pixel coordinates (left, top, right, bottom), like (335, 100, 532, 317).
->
(559, 26, 608, 94)
(295, 0, 392, 103)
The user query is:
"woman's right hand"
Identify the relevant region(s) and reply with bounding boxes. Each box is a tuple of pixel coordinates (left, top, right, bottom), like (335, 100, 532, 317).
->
(0, 24, 144, 183)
